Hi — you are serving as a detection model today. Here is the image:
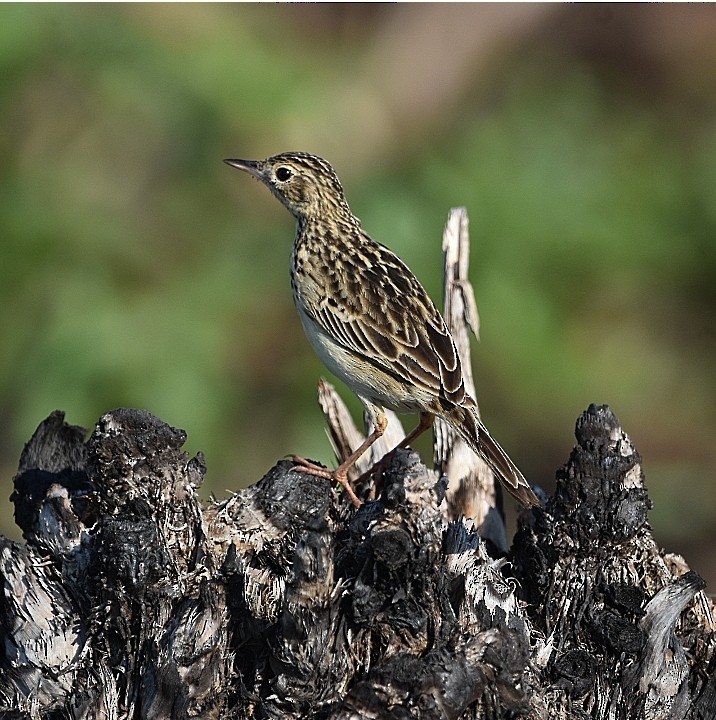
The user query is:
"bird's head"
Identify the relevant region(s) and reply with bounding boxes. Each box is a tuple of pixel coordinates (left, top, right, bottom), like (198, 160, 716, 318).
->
(224, 152, 351, 221)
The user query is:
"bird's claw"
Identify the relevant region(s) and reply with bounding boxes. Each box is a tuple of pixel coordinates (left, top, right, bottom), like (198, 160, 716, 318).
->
(290, 455, 363, 507)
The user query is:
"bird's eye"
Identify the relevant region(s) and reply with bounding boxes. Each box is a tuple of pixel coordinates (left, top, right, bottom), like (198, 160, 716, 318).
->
(275, 167, 293, 182)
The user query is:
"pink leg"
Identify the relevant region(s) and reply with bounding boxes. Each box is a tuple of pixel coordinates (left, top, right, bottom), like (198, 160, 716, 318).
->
(363, 412, 435, 500)
(293, 411, 388, 507)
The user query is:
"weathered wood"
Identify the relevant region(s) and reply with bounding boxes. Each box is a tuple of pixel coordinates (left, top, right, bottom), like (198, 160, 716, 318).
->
(435, 207, 508, 542)
(2, 210, 714, 719)
(3, 404, 713, 719)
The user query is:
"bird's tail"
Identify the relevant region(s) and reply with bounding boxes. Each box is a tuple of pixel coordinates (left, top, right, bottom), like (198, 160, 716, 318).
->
(446, 403, 539, 508)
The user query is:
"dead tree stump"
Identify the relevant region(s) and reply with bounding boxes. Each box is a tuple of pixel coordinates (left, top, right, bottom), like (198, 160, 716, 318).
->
(2, 405, 714, 719)
(2, 210, 714, 719)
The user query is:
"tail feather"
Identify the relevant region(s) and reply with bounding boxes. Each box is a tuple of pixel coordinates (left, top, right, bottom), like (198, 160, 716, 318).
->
(446, 404, 540, 508)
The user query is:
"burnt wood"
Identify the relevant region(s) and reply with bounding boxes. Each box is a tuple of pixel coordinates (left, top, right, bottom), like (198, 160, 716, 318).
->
(1, 403, 714, 719)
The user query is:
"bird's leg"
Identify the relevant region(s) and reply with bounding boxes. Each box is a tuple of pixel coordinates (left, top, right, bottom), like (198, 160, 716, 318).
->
(292, 410, 388, 507)
(397, 411, 435, 449)
(364, 412, 435, 500)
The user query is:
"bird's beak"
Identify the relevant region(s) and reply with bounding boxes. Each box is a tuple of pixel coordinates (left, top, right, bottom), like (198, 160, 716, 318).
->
(223, 158, 262, 179)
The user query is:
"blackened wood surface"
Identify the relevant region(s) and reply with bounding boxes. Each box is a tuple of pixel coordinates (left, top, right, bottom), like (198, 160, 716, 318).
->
(1, 404, 715, 720)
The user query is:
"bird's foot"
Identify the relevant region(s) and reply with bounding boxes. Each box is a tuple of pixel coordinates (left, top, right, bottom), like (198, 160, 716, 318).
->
(291, 455, 362, 507)
(291, 454, 332, 479)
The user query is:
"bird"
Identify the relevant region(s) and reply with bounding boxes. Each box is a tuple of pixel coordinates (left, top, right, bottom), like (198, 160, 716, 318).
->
(224, 152, 539, 509)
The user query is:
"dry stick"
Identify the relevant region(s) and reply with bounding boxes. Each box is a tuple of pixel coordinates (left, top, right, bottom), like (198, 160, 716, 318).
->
(435, 208, 506, 532)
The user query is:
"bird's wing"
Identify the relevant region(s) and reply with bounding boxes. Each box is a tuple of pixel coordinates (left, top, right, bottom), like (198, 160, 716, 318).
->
(308, 234, 467, 407)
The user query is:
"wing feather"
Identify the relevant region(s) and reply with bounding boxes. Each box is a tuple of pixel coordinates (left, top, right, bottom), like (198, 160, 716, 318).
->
(305, 230, 467, 407)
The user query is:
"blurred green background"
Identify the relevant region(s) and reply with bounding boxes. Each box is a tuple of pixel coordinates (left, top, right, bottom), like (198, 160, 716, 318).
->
(1, 5, 715, 581)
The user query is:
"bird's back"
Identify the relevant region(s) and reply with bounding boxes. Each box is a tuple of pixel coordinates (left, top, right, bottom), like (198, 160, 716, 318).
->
(291, 216, 468, 410)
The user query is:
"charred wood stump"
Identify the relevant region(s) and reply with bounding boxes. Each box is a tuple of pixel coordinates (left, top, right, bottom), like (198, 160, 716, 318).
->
(2, 210, 714, 719)
(2, 405, 714, 719)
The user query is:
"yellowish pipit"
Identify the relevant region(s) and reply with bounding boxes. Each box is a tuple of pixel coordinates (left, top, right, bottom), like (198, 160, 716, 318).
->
(225, 152, 538, 509)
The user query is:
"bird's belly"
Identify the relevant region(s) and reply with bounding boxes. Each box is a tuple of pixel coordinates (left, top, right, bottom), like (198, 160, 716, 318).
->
(296, 306, 427, 414)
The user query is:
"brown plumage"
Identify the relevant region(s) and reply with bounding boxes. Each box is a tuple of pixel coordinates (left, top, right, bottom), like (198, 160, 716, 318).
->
(225, 152, 538, 508)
